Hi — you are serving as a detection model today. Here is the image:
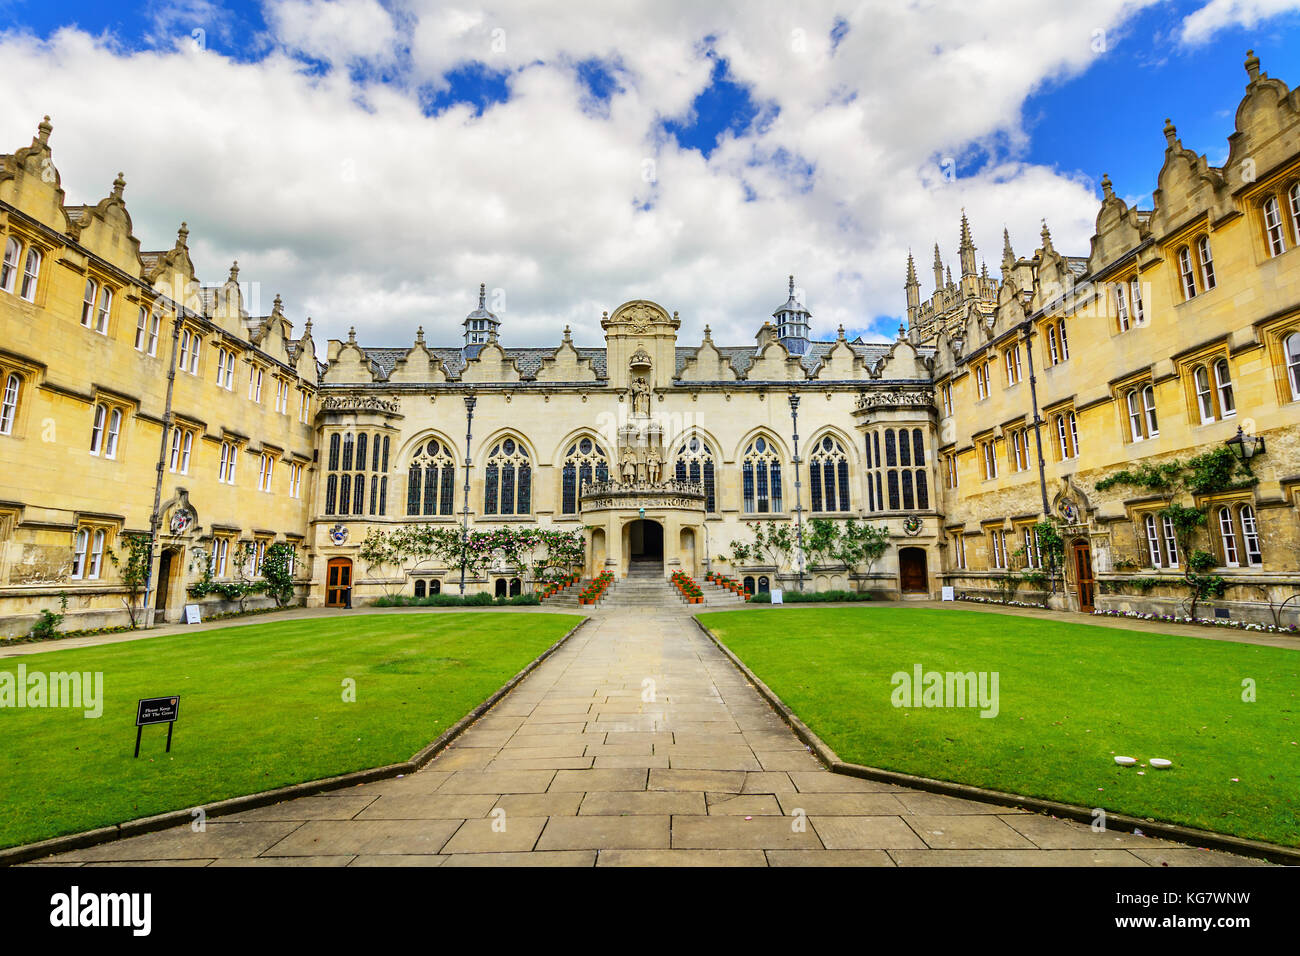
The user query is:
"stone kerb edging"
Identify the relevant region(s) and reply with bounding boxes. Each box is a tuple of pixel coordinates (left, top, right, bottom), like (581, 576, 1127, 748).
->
(0, 616, 591, 868)
(691, 616, 1299, 867)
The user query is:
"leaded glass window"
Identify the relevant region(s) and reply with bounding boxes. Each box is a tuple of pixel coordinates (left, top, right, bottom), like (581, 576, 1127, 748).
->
(562, 437, 609, 514)
(484, 437, 530, 515)
(407, 439, 456, 516)
(674, 435, 716, 512)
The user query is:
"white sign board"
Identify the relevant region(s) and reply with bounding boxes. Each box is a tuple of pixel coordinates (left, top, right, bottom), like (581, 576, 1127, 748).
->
(941, 586, 955, 602)
(770, 589, 784, 605)
(184, 604, 202, 625)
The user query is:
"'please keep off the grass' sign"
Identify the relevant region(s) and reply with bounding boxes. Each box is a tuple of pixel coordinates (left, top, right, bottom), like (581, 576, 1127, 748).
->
(134, 696, 180, 758)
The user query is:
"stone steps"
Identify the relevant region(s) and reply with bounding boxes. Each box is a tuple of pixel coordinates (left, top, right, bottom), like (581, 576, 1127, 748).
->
(546, 563, 752, 610)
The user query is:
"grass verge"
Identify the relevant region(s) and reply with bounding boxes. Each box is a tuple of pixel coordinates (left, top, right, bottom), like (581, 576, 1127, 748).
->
(0, 612, 579, 849)
(699, 606, 1300, 847)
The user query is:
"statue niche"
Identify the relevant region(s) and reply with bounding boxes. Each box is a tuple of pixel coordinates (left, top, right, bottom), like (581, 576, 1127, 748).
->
(630, 375, 651, 417)
(613, 349, 668, 486)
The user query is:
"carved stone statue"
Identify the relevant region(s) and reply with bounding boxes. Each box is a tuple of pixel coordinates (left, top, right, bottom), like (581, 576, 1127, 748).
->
(631, 376, 650, 417)
(646, 450, 662, 483)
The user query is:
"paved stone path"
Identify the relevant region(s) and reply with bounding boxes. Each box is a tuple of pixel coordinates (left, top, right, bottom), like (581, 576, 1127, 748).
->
(29, 606, 1269, 867)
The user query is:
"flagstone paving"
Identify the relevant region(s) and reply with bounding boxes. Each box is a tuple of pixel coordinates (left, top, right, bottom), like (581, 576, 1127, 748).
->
(28, 606, 1272, 867)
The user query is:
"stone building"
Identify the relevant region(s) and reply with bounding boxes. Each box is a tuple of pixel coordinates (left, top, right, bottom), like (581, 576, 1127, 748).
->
(929, 50, 1300, 624)
(0, 51, 1297, 633)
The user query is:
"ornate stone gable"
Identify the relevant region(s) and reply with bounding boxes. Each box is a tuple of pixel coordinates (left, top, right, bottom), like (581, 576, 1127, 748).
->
(602, 300, 679, 391)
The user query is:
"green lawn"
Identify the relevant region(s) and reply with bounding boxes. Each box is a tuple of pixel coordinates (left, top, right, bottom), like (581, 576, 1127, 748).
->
(0, 612, 580, 849)
(699, 607, 1300, 847)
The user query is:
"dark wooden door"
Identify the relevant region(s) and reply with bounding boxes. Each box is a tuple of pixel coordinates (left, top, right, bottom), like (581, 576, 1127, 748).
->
(1072, 541, 1095, 612)
(899, 547, 928, 593)
(154, 550, 174, 621)
(326, 558, 352, 607)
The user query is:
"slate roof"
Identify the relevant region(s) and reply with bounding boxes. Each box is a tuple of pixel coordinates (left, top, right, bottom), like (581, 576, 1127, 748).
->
(356, 338, 904, 383)
(196, 288, 219, 315)
(1065, 256, 1090, 277)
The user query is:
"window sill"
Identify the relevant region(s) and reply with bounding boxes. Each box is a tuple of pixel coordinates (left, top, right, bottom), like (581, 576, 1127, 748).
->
(1173, 286, 1219, 306)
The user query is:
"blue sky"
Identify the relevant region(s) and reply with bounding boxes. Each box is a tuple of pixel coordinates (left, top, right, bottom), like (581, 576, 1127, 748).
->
(1, 1, 1298, 346)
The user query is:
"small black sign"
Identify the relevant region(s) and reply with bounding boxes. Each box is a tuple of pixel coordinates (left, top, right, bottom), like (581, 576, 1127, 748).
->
(136, 696, 180, 726)
(134, 696, 180, 757)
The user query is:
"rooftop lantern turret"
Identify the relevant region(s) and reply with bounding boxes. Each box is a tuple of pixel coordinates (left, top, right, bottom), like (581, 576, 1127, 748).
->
(772, 274, 811, 356)
(462, 282, 500, 355)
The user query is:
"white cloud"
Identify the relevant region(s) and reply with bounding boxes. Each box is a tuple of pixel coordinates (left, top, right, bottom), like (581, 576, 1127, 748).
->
(143, 0, 241, 50)
(1, 1, 1180, 351)
(1181, 0, 1300, 44)
(265, 0, 402, 66)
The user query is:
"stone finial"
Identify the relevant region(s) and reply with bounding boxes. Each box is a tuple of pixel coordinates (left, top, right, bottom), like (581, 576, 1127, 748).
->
(1245, 49, 1261, 83)
(303, 317, 313, 336)
(1040, 219, 1054, 253)
(945, 265, 953, 287)
(488, 327, 498, 344)
(416, 325, 425, 346)
(273, 293, 283, 314)
(1101, 173, 1114, 199)
(1163, 117, 1178, 148)
(788, 274, 795, 296)
(37, 115, 52, 145)
(562, 324, 572, 342)
(905, 251, 918, 287)
(703, 324, 712, 341)
(959, 209, 974, 248)
(347, 326, 357, 344)
(1002, 226, 1014, 264)
(176, 221, 189, 247)
(837, 324, 846, 340)
(897, 322, 906, 340)
(478, 282, 486, 309)
(111, 171, 126, 200)
(229, 260, 239, 282)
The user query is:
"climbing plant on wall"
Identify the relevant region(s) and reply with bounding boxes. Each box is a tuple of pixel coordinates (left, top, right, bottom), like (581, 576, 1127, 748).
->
(1094, 446, 1256, 618)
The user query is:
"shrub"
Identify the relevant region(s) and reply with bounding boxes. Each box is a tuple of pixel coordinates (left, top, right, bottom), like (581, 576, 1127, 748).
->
(28, 594, 68, 641)
(370, 591, 540, 608)
(747, 589, 872, 604)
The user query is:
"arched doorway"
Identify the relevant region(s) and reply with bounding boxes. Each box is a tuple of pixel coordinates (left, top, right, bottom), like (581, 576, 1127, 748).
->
(899, 547, 928, 594)
(627, 519, 664, 571)
(326, 557, 353, 607)
(154, 547, 179, 622)
(1072, 539, 1095, 612)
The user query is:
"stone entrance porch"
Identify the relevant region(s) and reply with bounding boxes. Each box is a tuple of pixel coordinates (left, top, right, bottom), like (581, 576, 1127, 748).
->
(580, 480, 707, 579)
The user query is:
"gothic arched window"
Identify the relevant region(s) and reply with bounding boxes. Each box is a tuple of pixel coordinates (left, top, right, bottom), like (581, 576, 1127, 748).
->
(561, 437, 609, 514)
(484, 437, 531, 515)
(742, 436, 782, 514)
(809, 435, 850, 512)
(674, 435, 716, 512)
(865, 427, 928, 513)
(407, 439, 456, 516)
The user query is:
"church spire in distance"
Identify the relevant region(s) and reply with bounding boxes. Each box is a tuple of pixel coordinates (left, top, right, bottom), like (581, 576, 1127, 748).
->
(959, 209, 977, 277)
